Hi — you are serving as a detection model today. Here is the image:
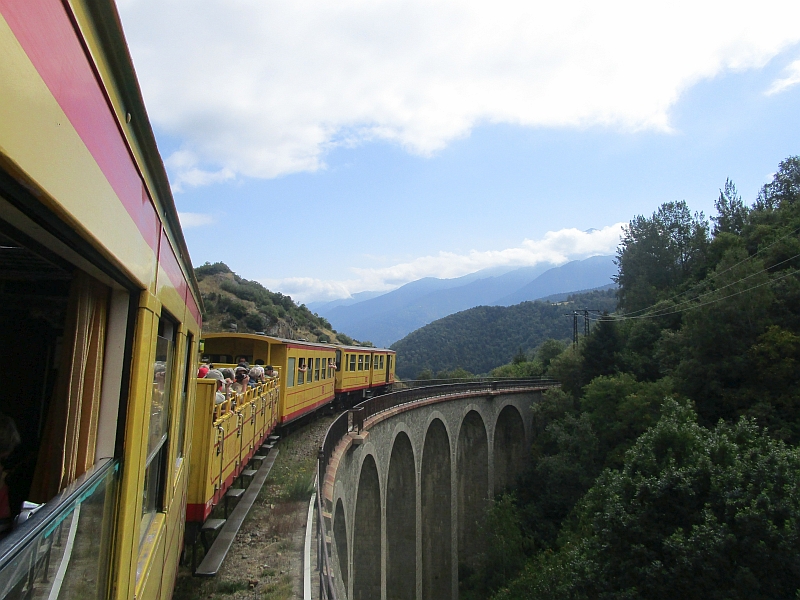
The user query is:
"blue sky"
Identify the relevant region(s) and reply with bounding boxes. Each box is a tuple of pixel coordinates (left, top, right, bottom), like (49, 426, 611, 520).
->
(118, 1, 800, 303)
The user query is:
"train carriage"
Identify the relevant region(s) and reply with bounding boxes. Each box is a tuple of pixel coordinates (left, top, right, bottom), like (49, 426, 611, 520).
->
(0, 1, 202, 599)
(334, 345, 396, 402)
(200, 333, 337, 425)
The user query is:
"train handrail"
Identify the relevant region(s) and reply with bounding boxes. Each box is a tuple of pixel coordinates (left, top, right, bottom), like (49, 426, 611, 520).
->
(314, 377, 559, 596)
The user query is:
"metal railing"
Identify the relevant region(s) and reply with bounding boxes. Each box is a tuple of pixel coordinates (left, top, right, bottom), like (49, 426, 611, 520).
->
(314, 377, 558, 598)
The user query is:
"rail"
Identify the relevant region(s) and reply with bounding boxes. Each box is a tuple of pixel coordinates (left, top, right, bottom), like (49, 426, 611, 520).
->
(314, 377, 558, 598)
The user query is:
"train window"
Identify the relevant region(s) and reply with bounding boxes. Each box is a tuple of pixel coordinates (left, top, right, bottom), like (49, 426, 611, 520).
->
(0, 251, 116, 508)
(336, 349, 342, 371)
(365, 355, 371, 370)
(315, 358, 320, 381)
(298, 358, 305, 385)
(358, 355, 363, 371)
(287, 358, 296, 387)
(142, 314, 177, 540)
(380, 355, 384, 369)
(349, 354, 356, 371)
(176, 333, 194, 466)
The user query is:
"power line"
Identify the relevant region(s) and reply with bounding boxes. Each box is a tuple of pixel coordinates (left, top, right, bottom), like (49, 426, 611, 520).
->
(591, 266, 800, 322)
(619, 225, 800, 318)
(626, 251, 800, 320)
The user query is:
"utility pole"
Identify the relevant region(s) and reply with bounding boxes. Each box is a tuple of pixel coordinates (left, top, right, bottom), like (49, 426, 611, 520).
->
(582, 309, 603, 337)
(565, 309, 604, 347)
(565, 311, 579, 347)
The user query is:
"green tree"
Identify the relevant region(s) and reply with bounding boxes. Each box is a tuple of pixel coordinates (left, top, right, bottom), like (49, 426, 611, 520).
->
(496, 400, 800, 600)
(535, 339, 566, 371)
(615, 201, 709, 312)
(580, 315, 620, 382)
(713, 178, 747, 235)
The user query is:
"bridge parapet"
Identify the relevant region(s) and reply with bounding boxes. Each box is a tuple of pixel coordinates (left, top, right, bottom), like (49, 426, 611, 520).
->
(315, 378, 558, 600)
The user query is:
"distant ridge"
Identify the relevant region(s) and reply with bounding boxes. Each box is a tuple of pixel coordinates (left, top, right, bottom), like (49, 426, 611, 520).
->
(492, 255, 618, 305)
(319, 256, 616, 346)
(391, 287, 618, 378)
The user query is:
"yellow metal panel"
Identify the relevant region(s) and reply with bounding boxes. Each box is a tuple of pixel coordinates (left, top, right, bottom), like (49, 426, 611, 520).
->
(112, 301, 156, 600)
(187, 380, 216, 513)
(134, 514, 166, 600)
(155, 263, 185, 322)
(0, 14, 157, 290)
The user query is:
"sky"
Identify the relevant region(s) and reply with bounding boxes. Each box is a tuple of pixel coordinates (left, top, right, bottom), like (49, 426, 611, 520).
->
(116, 0, 800, 303)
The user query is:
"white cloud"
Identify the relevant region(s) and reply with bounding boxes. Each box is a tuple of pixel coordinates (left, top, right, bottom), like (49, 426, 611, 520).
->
(165, 150, 235, 191)
(766, 59, 800, 95)
(178, 211, 215, 228)
(118, 0, 800, 186)
(262, 223, 624, 302)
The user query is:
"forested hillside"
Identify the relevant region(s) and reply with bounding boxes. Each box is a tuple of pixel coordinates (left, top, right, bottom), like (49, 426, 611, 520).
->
(461, 157, 800, 600)
(391, 288, 617, 378)
(195, 262, 353, 343)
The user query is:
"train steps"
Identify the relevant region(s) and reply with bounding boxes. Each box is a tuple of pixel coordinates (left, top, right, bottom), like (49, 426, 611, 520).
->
(194, 447, 280, 577)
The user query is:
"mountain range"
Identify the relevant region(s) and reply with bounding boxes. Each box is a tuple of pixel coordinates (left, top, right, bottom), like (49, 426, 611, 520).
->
(312, 255, 617, 347)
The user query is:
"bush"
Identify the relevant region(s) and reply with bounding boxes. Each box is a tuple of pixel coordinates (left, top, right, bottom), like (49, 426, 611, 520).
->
(497, 400, 800, 600)
(194, 261, 232, 279)
(244, 313, 266, 332)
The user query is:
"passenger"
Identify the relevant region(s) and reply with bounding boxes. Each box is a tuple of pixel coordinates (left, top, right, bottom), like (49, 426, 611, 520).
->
(220, 368, 235, 385)
(197, 363, 209, 378)
(249, 366, 265, 386)
(0, 415, 21, 537)
(204, 369, 227, 405)
(232, 367, 250, 393)
(265, 365, 278, 378)
(236, 357, 250, 370)
(254, 359, 265, 366)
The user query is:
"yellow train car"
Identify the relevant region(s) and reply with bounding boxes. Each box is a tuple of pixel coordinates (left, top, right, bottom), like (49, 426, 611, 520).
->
(367, 348, 396, 389)
(185, 378, 279, 525)
(334, 346, 397, 401)
(201, 333, 337, 425)
(0, 1, 202, 599)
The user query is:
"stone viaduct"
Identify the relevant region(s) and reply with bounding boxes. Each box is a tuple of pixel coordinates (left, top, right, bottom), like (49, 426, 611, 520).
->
(319, 384, 551, 600)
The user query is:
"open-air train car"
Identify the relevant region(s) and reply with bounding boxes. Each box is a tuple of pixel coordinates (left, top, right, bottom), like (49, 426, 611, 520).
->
(0, 1, 202, 598)
(201, 333, 337, 425)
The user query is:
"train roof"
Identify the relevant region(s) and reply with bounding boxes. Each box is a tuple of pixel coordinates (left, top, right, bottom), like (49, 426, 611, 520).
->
(82, 2, 202, 314)
(201, 332, 394, 352)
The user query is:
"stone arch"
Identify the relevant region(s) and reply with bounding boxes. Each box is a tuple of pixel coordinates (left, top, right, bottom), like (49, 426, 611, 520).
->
(386, 431, 416, 600)
(457, 410, 488, 576)
(493, 404, 526, 493)
(353, 454, 381, 600)
(421, 418, 452, 600)
(334, 498, 349, 594)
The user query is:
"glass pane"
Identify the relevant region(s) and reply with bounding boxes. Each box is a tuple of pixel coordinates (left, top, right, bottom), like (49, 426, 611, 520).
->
(140, 448, 164, 540)
(147, 335, 173, 463)
(315, 358, 320, 381)
(0, 460, 118, 600)
(176, 335, 193, 462)
(287, 358, 295, 387)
